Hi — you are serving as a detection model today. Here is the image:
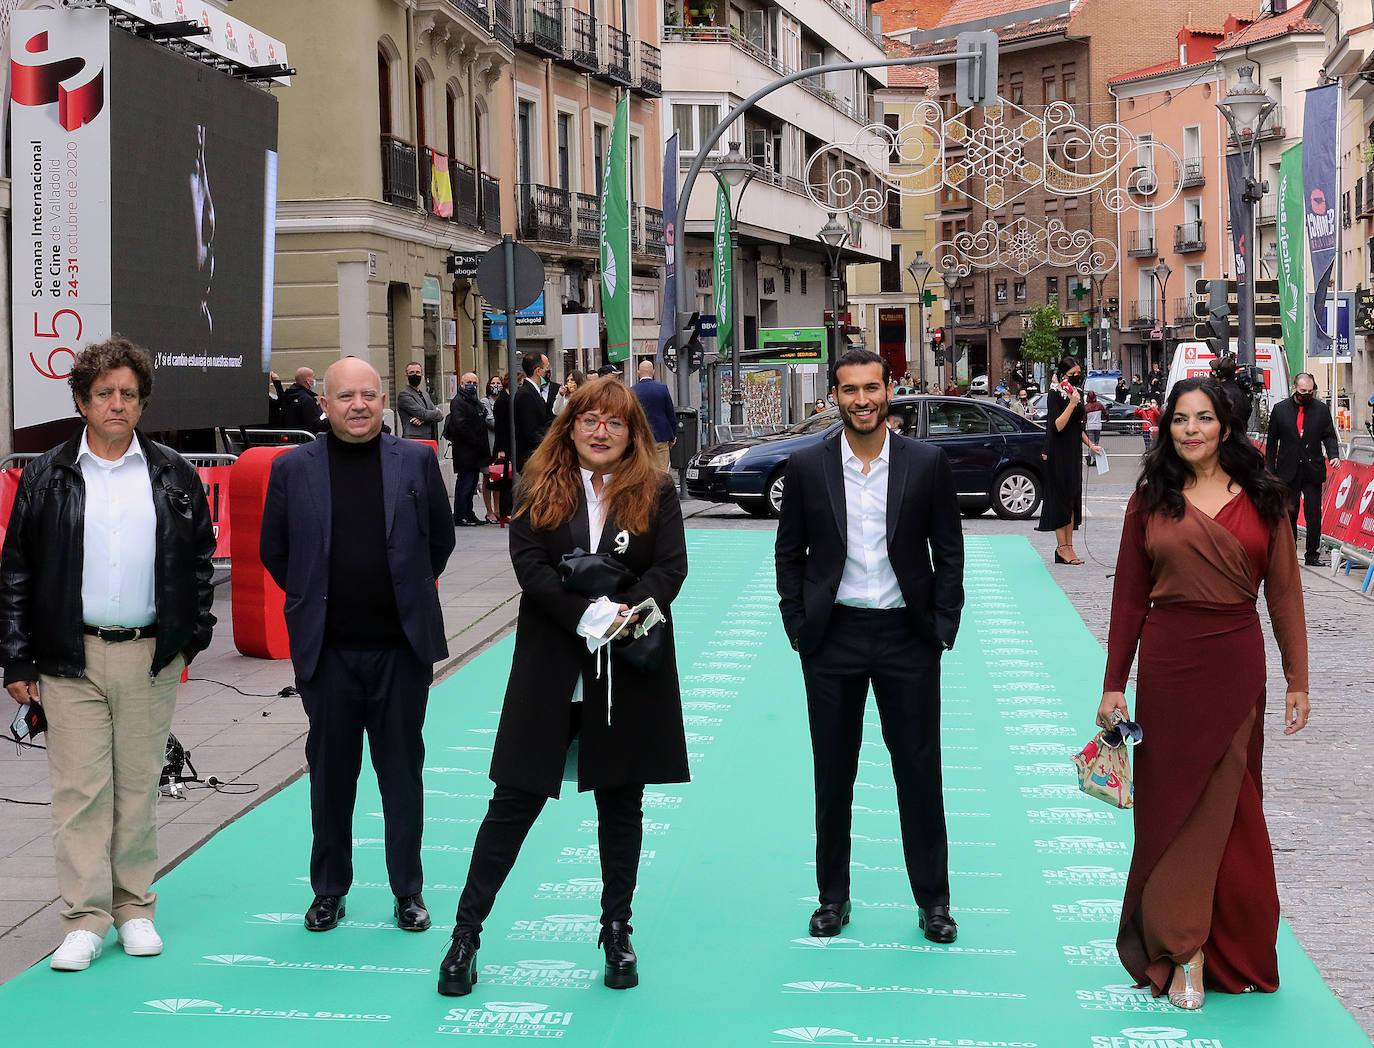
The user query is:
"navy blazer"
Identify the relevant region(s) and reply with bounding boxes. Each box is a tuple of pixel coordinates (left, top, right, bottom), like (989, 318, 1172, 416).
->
(632, 378, 677, 443)
(260, 434, 456, 681)
(775, 430, 964, 656)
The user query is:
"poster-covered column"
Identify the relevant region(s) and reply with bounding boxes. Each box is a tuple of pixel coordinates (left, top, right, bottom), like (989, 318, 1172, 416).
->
(9, 7, 112, 440)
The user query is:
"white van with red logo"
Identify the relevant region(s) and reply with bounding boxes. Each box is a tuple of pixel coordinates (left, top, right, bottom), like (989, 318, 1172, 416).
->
(1165, 341, 1290, 415)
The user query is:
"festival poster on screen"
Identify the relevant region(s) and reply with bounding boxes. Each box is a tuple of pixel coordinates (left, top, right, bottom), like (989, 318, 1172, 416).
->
(9, 7, 114, 437)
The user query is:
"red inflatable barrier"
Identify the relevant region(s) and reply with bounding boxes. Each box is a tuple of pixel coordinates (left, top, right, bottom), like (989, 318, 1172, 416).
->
(0, 470, 20, 551)
(410, 438, 439, 456)
(229, 446, 293, 659)
(197, 464, 233, 559)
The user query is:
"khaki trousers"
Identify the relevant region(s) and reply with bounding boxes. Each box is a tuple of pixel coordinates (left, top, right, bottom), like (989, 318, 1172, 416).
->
(41, 636, 183, 935)
(653, 441, 672, 471)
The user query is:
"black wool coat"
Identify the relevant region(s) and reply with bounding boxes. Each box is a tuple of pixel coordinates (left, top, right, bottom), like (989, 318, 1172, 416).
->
(489, 476, 690, 798)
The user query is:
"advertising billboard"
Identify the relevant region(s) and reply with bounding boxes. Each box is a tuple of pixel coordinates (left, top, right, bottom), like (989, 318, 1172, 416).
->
(10, 8, 279, 448)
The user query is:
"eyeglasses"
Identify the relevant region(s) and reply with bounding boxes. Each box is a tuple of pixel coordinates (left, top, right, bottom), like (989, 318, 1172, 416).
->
(575, 414, 627, 436)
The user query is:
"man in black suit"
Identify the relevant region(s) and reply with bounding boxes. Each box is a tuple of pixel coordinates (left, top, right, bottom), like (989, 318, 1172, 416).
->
(514, 351, 554, 470)
(1266, 372, 1340, 566)
(261, 356, 455, 934)
(775, 349, 964, 945)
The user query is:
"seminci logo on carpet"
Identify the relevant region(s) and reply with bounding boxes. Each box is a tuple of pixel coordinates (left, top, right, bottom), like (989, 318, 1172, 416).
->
(437, 1001, 574, 1038)
(1088, 1027, 1227, 1048)
(481, 959, 600, 989)
(138, 998, 390, 1022)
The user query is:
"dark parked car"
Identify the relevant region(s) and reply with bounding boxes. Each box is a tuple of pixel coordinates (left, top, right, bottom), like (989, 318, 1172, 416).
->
(1029, 392, 1141, 433)
(686, 395, 1045, 519)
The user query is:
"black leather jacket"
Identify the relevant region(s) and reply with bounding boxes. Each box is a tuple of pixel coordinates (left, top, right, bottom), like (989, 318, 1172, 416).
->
(0, 431, 217, 684)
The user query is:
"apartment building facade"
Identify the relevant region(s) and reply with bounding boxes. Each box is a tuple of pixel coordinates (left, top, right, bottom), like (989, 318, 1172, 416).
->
(661, 0, 893, 420)
(896, 0, 1237, 386)
(235, 0, 666, 402)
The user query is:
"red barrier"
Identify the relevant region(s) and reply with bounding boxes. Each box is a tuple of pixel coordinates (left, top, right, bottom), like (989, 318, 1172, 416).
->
(229, 446, 293, 660)
(411, 439, 439, 456)
(1321, 460, 1374, 553)
(196, 464, 233, 559)
(0, 471, 20, 550)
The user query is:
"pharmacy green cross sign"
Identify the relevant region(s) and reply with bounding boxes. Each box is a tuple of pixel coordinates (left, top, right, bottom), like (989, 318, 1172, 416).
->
(1071, 284, 1088, 302)
(922, 290, 937, 306)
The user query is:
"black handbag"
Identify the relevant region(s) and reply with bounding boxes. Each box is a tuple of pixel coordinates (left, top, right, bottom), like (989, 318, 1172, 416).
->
(557, 548, 666, 672)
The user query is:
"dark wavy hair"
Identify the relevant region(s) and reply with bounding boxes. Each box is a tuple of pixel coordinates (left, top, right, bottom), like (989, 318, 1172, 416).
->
(1135, 377, 1288, 523)
(69, 336, 154, 410)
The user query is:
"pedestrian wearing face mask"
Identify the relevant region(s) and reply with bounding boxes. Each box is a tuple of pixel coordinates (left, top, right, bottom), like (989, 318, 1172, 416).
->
(1265, 374, 1340, 566)
(399, 361, 444, 441)
(281, 367, 328, 434)
(444, 372, 492, 527)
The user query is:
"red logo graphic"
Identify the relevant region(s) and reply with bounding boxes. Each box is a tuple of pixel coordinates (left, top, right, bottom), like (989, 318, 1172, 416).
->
(1310, 188, 1328, 215)
(10, 32, 104, 132)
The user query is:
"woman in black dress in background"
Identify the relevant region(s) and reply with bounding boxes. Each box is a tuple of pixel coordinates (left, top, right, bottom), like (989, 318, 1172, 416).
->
(1036, 355, 1102, 564)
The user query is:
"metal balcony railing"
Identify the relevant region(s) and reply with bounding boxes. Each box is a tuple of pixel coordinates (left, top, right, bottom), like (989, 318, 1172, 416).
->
(381, 134, 418, 209)
(1126, 229, 1156, 257)
(479, 173, 501, 235)
(453, 160, 479, 229)
(516, 0, 563, 58)
(563, 8, 598, 70)
(636, 41, 661, 97)
(662, 25, 786, 76)
(1173, 296, 1200, 325)
(1181, 158, 1204, 188)
(490, 0, 515, 47)
(1228, 104, 1285, 144)
(1126, 300, 1156, 329)
(458, 0, 489, 29)
(575, 192, 600, 248)
(1257, 199, 1278, 226)
(644, 206, 665, 255)
(631, 203, 644, 252)
(1174, 221, 1205, 252)
(602, 24, 632, 85)
(518, 182, 572, 243)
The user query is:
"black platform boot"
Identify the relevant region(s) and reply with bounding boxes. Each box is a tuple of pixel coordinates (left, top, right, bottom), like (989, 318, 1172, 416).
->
(437, 930, 480, 996)
(599, 921, 638, 989)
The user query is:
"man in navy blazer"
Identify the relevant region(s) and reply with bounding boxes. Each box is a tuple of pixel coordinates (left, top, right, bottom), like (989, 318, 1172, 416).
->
(261, 356, 455, 935)
(632, 360, 677, 470)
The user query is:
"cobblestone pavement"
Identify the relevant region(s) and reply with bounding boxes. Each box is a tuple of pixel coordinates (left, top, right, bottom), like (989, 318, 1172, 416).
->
(2, 435, 1370, 1039)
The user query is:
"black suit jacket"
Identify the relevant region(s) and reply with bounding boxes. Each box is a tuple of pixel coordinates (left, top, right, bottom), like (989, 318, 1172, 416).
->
(775, 431, 964, 656)
(1266, 397, 1339, 485)
(260, 434, 456, 681)
(490, 477, 690, 798)
(514, 380, 552, 469)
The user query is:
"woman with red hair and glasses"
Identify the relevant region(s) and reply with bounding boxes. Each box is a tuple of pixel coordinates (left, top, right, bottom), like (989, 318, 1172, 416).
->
(437, 377, 689, 998)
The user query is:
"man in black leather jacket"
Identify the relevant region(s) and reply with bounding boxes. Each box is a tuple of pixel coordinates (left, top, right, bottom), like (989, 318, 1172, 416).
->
(0, 338, 216, 973)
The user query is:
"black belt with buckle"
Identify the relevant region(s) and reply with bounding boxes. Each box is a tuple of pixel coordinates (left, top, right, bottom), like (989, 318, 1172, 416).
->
(83, 623, 157, 643)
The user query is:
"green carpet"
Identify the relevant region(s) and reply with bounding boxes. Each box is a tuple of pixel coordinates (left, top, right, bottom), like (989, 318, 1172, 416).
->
(2, 533, 1365, 1047)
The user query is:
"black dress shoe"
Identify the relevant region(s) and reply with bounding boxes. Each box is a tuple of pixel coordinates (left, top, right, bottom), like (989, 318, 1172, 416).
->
(599, 921, 638, 989)
(437, 931, 479, 996)
(395, 893, 431, 932)
(304, 894, 345, 932)
(808, 900, 851, 938)
(1305, 554, 1328, 566)
(918, 904, 958, 944)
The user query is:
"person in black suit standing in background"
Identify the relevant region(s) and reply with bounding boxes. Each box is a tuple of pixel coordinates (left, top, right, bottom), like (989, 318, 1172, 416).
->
(514, 351, 554, 470)
(775, 349, 965, 945)
(261, 356, 455, 935)
(1265, 373, 1340, 566)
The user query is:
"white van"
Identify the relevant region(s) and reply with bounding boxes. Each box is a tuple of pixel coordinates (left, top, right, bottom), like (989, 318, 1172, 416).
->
(1164, 341, 1290, 415)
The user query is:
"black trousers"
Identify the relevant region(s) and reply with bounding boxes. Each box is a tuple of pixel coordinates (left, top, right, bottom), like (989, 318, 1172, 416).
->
(453, 704, 644, 937)
(298, 646, 431, 898)
(453, 468, 479, 522)
(800, 605, 949, 909)
(1287, 477, 1324, 558)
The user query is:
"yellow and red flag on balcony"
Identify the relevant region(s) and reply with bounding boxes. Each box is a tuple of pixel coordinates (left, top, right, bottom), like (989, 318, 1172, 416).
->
(430, 149, 453, 219)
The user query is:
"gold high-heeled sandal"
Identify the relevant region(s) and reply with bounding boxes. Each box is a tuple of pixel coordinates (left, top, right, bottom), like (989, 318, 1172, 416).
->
(1168, 956, 1205, 1010)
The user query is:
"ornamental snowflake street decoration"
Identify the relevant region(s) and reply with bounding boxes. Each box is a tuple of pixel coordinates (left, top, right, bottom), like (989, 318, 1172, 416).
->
(931, 217, 1117, 279)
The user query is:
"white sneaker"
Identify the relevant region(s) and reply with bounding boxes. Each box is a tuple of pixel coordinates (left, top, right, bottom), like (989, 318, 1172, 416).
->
(117, 918, 163, 956)
(50, 930, 104, 971)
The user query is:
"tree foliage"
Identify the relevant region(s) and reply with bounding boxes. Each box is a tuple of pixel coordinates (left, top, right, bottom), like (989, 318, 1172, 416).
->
(1019, 302, 1066, 364)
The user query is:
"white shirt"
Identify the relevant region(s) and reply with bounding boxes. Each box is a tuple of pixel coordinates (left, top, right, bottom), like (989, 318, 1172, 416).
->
(572, 469, 618, 703)
(78, 429, 158, 627)
(835, 430, 905, 610)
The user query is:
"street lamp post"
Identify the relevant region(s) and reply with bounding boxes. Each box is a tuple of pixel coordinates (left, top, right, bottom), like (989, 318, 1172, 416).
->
(906, 250, 934, 393)
(1151, 259, 1172, 372)
(942, 270, 961, 390)
(1217, 65, 1277, 373)
(818, 212, 851, 391)
(1089, 262, 1111, 367)
(713, 141, 759, 426)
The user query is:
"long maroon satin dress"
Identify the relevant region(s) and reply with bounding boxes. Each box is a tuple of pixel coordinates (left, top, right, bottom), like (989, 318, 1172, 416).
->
(1103, 490, 1308, 996)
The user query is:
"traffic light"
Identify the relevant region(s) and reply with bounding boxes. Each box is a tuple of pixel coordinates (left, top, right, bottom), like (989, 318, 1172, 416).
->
(1192, 277, 1283, 347)
(675, 310, 703, 370)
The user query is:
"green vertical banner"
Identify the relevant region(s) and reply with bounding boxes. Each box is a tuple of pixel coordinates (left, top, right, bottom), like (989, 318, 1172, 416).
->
(714, 181, 733, 354)
(600, 94, 631, 362)
(1277, 143, 1306, 380)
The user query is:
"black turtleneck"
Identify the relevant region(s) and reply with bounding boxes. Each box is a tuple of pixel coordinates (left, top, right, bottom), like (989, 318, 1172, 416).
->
(324, 431, 406, 649)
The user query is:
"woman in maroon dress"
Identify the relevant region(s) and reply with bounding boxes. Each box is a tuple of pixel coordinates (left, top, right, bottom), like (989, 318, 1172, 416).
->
(1099, 377, 1310, 1011)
